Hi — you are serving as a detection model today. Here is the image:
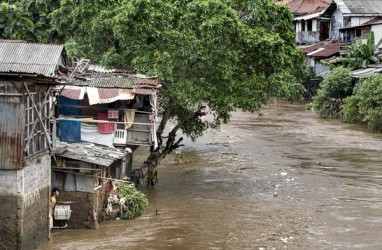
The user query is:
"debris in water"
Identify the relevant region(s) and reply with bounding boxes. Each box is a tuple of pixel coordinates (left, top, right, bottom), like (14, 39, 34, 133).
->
(280, 172, 287, 176)
(273, 192, 278, 197)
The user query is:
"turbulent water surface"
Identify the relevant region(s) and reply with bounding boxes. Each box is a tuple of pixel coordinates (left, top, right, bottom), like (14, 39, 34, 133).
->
(39, 101, 382, 250)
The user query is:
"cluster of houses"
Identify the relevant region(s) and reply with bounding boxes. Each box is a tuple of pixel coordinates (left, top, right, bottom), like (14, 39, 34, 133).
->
(0, 40, 160, 249)
(279, 0, 382, 77)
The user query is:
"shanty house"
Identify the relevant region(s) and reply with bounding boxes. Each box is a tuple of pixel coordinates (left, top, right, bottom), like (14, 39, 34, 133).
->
(48, 63, 159, 228)
(56, 64, 159, 157)
(282, 0, 332, 44)
(300, 40, 340, 75)
(51, 141, 127, 229)
(321, 0, 382, 50)
(0, 41, 66, 249)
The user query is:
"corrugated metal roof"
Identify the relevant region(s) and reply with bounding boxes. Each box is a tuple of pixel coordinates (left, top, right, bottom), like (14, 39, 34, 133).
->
(341, 0, 382, 15)
(132, 89, 158, 95)
(0, 41, 64, 77)
(133, 77, 159, 86)
(69, 75, 159, 89)
(87, 64, 131, 73)
(294, 11, 324, 20)
(351, 68, 382, 78)
(55, 141, 127, 167)
(0, 103, 24, 170)
(300, 40, 340, 58)
(88, 77, 135, 88)
(60, 86, 85, 100)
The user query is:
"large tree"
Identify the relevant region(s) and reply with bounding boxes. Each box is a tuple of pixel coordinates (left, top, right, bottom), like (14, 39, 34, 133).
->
(0, 0, 59, 42)
(51, 0, 306, 184)
(3, 0, 307, 184)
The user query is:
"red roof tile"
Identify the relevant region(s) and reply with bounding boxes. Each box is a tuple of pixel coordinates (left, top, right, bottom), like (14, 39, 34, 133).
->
(286, 0, 331, 15)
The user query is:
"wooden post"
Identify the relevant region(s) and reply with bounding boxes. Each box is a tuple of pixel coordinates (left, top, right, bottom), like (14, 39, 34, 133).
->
(23, 82, 53, 153)
(24, 86, 51, 154)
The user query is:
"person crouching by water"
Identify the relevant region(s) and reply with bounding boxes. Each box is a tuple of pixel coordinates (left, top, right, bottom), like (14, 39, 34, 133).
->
(50, 188, 60, 232)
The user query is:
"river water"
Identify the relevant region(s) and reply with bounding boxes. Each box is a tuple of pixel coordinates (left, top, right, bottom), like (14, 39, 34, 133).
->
(39, 102, 382, 250)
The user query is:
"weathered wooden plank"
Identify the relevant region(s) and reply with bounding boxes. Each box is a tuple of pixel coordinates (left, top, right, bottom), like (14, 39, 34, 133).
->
(0, 103, 24, 169)
(23, 82, 53, 154)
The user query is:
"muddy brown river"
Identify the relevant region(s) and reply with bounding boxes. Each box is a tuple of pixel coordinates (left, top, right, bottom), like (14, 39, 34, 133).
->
(39, 102, 382, 250)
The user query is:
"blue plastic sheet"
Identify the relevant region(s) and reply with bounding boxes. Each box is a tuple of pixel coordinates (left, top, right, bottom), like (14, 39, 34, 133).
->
(59, 120, 81, 143)
(59, 97, 80, 116)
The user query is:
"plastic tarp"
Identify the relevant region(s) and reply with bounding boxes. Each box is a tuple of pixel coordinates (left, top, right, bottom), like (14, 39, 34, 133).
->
(75, 175, 95, 192)
(59, 120, 81, 142)
(64, 173, 76, 191)
(81, 123, 114, 147)
(98, 113, 115, 134)
(59, 96, 80, 115)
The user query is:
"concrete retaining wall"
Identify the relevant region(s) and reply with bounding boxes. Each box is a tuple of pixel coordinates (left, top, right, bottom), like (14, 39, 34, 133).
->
(0, 153, 50, 250)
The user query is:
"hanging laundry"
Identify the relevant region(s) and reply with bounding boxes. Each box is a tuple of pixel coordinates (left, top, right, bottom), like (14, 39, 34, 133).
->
(98, 113, 115, 134)
(124, 109, 135, 129)
(60, 120, 81, 142)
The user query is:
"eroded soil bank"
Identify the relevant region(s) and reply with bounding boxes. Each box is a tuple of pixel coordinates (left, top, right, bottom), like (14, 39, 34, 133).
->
(39, 101, 382, 250)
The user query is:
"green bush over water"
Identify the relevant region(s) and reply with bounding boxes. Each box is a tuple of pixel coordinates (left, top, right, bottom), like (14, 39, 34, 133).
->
(115, 180, 149, 219)
(342, 74, 382, 132)
(311, 67, 353, 118)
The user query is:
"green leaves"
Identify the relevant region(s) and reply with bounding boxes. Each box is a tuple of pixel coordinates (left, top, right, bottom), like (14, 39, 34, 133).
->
(115, 180, 149, 219)
(49, 0, 306, 140)
(343, 74, 382, 132)
(344, 31, 382, 69)
(311, 67, 353, 118)
(0, 0, 59, 42)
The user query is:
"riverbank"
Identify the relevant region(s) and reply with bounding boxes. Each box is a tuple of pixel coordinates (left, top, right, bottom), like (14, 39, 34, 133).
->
(39, 102, 382, 250)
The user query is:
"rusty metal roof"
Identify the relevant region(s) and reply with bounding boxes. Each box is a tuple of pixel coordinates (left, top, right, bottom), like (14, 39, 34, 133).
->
(0, 41, 64, 77)
(300, 40, 340, 58)
(69, 74, 159, 89)
(88, 77, 135, 88)
(286, 0, 332, 15)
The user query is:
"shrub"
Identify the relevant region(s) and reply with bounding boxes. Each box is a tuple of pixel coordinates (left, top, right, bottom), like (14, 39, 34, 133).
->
(311, 67, 353, 118)
(342, 95, 363, 124)
(342, 74, 382, 132)
(115, 179, 149, 219)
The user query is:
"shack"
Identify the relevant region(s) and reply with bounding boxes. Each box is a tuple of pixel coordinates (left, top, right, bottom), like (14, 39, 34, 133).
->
(54, 63, 160, 176)
(0, 40, 66, 249)
(52, 141, 127, 229)
(49, 61, 160, 229)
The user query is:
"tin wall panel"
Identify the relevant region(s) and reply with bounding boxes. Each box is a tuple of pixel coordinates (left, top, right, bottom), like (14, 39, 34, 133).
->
(0, 102, 24, 169)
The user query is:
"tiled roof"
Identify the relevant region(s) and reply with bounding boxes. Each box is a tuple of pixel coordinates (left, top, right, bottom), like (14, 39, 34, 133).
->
(0, 41, 64, 77)
(300, 40, 340, 58)
(287, 0, 332, 15)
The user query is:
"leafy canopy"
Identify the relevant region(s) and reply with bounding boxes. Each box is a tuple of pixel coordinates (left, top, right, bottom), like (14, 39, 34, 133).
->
(0, 0, 59, 42)
(311, 67, 353, 118)
(342, 74, 382, 132)
(52, 0, 306, 140)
